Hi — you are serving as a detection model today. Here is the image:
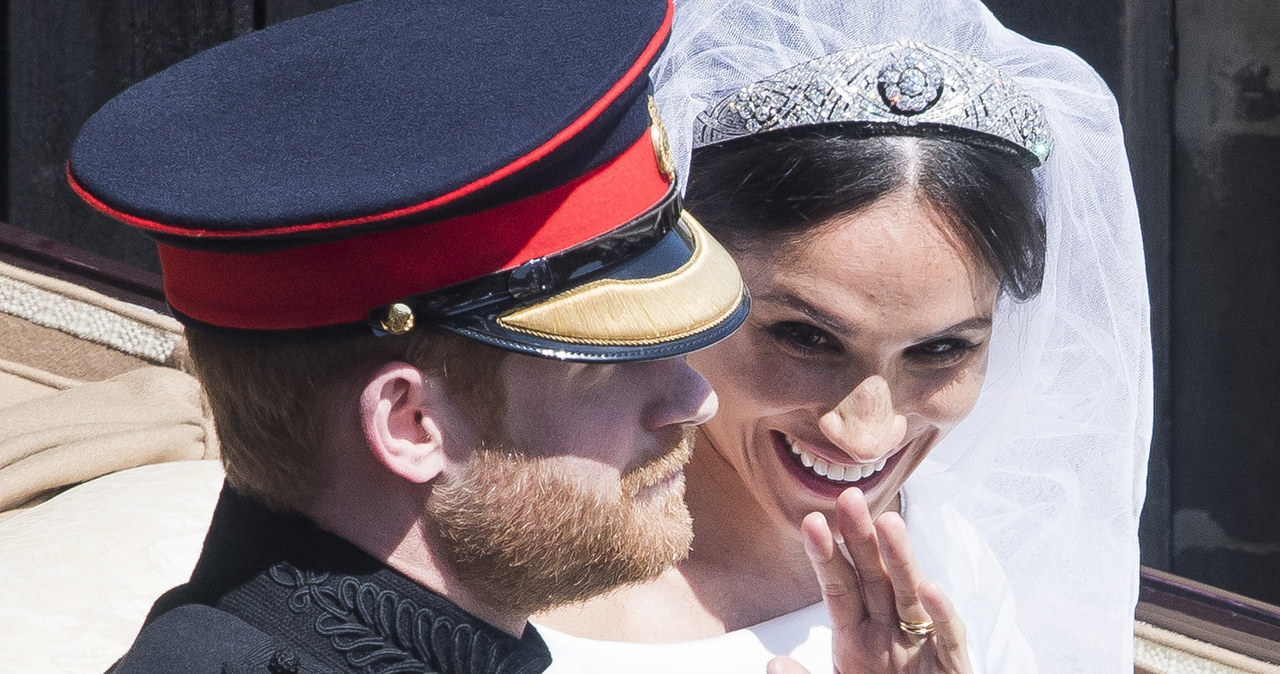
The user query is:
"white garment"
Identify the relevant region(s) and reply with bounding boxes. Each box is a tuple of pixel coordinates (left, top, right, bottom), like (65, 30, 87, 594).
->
(534, 488, 1037, 674)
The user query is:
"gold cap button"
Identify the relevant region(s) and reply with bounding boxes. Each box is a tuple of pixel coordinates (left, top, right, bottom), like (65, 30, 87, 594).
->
(380, 303, 416, 335)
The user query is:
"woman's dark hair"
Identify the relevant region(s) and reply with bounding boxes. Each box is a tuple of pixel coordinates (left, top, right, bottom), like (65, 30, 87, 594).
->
(685, 127, 1047, 301)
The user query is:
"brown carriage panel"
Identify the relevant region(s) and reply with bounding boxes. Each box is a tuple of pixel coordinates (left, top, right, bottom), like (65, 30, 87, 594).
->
(0, 317, 151, 388)
(1138, 567, 1280, 667)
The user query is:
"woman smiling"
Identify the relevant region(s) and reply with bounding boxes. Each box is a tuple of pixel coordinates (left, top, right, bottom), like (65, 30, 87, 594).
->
(535, 0, 1151, 671)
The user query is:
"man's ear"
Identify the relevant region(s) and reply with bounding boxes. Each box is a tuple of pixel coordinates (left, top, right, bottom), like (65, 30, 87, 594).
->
(360, 362, 449, 484)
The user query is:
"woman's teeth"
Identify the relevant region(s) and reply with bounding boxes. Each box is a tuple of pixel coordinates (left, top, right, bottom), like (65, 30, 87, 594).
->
(785, 436, 888, 483)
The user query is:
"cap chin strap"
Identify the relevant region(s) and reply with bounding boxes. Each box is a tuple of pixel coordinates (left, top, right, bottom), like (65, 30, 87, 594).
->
(370, 185, 682, 336)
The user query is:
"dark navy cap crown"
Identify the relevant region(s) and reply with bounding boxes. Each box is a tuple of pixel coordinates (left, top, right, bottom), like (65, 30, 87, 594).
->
(68, 0, 748, 360)
(70, 0, 667, 237)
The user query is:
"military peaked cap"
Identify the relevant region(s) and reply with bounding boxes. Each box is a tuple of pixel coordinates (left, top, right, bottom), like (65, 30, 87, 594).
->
(69, 0, 747, 361)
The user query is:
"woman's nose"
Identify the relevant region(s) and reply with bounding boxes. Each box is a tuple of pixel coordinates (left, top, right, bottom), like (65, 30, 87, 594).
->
(640, 356, 718, 431)
(818, 375, 907, 461)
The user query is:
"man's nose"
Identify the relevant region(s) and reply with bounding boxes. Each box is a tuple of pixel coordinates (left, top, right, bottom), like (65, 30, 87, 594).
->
(817, 375, 907, 461)
(640, 357, 718, 431)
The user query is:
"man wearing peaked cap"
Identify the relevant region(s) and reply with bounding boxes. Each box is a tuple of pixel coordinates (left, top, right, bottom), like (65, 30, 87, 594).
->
(69, 0, 748, 671)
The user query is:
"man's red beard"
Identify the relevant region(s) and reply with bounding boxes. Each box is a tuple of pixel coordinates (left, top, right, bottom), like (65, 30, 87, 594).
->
(426, 426, 696, 615)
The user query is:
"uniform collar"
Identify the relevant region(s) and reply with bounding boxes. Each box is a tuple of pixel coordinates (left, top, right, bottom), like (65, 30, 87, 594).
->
(167, 485, 552, 674)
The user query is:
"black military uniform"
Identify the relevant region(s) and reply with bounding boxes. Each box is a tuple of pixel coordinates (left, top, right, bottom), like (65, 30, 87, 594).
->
(68, 0, 748, 671)
(110, 488, 552, 674)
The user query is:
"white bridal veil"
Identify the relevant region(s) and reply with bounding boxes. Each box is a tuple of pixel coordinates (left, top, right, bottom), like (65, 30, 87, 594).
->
(655, 0, 1153, 669)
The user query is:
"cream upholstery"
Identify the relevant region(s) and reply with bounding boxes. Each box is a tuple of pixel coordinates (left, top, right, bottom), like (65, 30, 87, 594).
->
(0, 260, 222, 670)
(1136, 621, 1280, 674)
(0, 460, 222, 672)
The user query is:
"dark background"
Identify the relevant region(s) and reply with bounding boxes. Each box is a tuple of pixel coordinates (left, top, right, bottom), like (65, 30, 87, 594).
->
(4, 0, 1278, 604)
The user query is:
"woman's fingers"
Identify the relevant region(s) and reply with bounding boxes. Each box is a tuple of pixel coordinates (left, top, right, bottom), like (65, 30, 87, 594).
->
(874, 511, 932, 626)
(766, 656, 810, 674)
(800, 510, 868, 627)
(833, 488, 896, 623)
(920, 580, 973, 674)
(803, 490, 973, 674)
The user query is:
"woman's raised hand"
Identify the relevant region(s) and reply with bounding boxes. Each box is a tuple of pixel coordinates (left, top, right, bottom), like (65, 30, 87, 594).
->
(767, 488, 972, 674)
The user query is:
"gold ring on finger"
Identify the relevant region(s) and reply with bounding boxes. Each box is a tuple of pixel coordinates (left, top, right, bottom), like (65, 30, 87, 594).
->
(898, 618, 935, 636)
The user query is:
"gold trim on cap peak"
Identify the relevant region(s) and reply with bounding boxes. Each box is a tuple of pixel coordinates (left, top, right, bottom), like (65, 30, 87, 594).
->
(496, 212, 743, 346)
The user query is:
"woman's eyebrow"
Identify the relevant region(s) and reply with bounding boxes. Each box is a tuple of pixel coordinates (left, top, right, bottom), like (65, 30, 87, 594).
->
(755, 290, 855, 335)
(757, 290, 994, 340)
(920, 316, 993, 340)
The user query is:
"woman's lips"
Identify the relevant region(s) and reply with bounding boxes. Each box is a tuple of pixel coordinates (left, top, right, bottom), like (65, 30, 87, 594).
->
(772, 431, 903, 495)
(785, 436, 889, 482)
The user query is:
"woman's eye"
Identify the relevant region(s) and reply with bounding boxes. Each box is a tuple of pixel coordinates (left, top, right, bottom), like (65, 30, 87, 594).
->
(917, 341, 956, 354)
(907, 338, 978, 364)
(768, 322, 839, 354)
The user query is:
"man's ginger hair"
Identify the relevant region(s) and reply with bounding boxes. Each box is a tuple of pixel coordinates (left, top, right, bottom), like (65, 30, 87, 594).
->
(185, 329, 506, 512)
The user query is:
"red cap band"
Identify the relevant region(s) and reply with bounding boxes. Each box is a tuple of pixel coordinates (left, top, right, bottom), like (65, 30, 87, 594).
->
(155, 134, 670, 331)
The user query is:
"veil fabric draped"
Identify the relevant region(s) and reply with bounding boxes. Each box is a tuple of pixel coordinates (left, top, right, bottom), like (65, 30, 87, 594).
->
(655, 0, 1153, 669)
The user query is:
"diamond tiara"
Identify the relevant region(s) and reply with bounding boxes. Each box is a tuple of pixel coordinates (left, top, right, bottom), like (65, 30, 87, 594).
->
(693, 42, 1053, 165)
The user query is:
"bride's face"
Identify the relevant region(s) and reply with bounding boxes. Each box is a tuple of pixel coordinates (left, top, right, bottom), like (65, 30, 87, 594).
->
(688, 189, 1000, 527)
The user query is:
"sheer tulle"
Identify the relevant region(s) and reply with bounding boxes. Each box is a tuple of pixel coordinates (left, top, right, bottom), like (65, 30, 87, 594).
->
(655, 0, 1152, 670)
